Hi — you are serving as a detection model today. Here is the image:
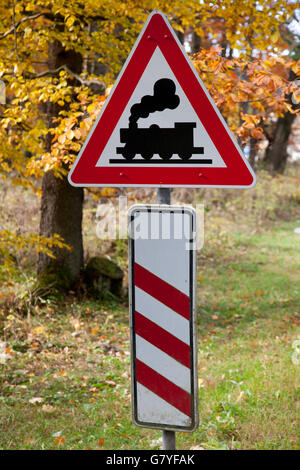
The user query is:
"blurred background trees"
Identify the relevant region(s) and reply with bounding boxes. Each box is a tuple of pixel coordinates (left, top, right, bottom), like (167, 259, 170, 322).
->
(0, 0, 299, 289)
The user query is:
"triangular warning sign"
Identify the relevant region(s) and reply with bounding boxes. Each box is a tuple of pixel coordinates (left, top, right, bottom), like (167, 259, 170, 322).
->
(68, 11, 256, 188)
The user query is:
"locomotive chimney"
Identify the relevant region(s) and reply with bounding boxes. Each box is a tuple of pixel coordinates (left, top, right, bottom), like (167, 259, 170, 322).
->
(129, 121, 138, 129)
(128, 78, 180, 127)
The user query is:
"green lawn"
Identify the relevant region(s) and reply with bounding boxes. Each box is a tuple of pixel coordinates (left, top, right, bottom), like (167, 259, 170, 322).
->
(0, 174, 300, 450)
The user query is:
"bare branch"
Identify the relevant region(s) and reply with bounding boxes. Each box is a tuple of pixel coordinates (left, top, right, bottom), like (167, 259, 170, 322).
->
(27, 65, 105, 91)
(0, 12, 43, 40)
(11, 0, 20, 62)
(0, 10, 107, 40)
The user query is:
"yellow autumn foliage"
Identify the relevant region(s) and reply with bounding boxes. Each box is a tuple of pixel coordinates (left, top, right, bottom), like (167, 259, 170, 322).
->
(0, 0, 298, 275)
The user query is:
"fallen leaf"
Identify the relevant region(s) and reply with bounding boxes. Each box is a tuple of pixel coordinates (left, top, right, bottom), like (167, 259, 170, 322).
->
(54, 437, 66, 445)
(42, 404, 56, 413)
(98, 438, 104, 447)
(31, 326, 47, 336)
(254, 290, 263, 296)
(70, 318, 81, 330)
(198, 378, 205, 388)
(104, 380, 117, 386)
(29, 397, 44, 404)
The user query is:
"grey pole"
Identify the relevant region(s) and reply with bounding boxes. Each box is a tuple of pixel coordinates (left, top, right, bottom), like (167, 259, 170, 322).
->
(162, 429, 176, 450)
(157, 187, 171, 205)
(157, 187, 176, 450)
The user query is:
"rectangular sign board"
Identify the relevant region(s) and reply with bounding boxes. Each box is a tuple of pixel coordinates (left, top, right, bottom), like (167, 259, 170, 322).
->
(128, 204, 198, 431)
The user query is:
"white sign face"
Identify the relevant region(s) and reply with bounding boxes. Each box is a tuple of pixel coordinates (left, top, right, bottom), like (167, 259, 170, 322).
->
(128, 205, 198, 432)
(97, 48, 226, 168)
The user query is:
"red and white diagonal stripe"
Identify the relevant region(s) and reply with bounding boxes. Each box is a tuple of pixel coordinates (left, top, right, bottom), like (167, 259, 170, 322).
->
(133, 261, 192, 428)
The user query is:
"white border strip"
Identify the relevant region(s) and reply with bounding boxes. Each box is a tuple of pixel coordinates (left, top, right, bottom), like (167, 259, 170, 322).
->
(129, 204, 199, 432)
(137, 383, 191, 426)
(135, 335, 191, 393)
(135, 286, 190, 344)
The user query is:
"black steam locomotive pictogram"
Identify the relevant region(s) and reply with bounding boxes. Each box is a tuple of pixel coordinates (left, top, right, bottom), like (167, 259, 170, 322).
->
(109, 78, 212, 165)
(116, 122, 204, 161)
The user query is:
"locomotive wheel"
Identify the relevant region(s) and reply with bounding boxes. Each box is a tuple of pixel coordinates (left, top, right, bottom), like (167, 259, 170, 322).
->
(178, 152, 192, 161)
(142, 153, 153, 161)
(123, 149, 135, 161)
(161, 153, 172, 161)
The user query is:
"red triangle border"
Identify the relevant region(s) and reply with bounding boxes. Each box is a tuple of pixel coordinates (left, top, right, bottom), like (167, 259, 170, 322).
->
(68, 11, 256, 188)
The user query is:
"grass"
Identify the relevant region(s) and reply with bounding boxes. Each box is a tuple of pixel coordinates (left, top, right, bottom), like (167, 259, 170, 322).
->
(195, 222, 300, 450)
(0, 169, 300, 450)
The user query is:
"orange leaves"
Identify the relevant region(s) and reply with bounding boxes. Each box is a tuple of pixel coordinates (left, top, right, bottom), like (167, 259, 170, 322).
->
(240, 114, 264, 140)
(292, 62, 300, 76)
(252, 70, 284, 92)
(251, 128, 264, 140)
(192, 49, 299, 146)
(98, 438, 104, 448)
(193, 47, 244, 77)
(99, 188, 119, 198)
(241, 113, 260, 129)
(54, 436, 66, 446)
(254, 289, 264, 297)
(5, 346, 13, 355)
(236, 126, 249, 142)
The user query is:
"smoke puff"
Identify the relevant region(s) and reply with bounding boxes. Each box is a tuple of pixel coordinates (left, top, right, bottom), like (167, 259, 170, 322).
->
(129, 78, 180, 126)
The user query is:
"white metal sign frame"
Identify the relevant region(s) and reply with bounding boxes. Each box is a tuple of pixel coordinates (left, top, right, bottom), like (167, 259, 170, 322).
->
(128, 204, 198, 431)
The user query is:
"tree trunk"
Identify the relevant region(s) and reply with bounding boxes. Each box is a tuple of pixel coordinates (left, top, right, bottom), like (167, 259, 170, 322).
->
(38, 40, 84, 289)
(190, 29, 201, 54)
(264, 71, 299, 173)
(38, 171, 84, 287)
(264, 111, 296, 173)
(249, 135, 257, 170)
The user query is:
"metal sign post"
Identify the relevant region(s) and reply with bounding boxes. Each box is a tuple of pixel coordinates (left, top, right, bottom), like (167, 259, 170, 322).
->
(157, 187, 174, 450)
(157, 187, 171, 205)
(128, 204, 198, 447)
